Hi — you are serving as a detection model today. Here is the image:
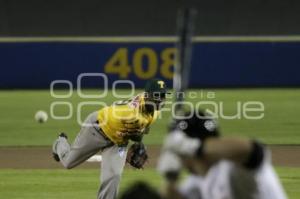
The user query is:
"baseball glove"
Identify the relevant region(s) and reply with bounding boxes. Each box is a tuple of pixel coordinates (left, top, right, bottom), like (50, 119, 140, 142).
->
(126, 142, 148, 169)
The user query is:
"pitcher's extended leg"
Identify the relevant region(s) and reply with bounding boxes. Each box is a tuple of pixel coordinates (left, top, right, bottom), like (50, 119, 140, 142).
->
(53, 111, 110, 169)
(97, 145, 128, 199)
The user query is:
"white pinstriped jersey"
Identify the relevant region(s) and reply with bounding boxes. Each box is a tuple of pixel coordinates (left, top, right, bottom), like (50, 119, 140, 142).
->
(179, 150, 287, 199)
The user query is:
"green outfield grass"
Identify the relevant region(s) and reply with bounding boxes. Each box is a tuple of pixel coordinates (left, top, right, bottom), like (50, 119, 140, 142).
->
(0, 88, 299, 146)
(0, 167, 299, 199)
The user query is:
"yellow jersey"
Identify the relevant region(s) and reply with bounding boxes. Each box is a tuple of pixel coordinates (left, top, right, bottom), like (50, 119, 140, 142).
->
(97, 93, 159, 145)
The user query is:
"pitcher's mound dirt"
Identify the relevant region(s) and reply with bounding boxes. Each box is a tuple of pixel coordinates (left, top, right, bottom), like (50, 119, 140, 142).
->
(0, 145, 299, 169)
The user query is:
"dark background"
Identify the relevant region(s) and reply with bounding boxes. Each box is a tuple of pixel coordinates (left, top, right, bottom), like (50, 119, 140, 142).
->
(0, 0, 300, 36)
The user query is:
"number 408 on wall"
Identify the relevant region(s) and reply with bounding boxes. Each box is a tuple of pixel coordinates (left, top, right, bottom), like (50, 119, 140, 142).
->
(104, 47, 176, 79)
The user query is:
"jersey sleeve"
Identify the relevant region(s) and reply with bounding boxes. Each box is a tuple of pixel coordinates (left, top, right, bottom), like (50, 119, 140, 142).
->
(150, 110, 160, 125)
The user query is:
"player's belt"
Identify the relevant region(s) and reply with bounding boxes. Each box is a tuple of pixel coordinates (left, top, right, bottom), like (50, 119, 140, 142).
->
(94, 120, 111, 142)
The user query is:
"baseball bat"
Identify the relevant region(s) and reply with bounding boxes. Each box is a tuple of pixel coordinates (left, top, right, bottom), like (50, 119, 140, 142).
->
(172, 8, 196, 121)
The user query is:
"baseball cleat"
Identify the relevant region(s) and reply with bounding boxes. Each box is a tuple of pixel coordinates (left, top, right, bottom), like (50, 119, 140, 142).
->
(52, 152, 60, 162)
(52, 132, 68, 162)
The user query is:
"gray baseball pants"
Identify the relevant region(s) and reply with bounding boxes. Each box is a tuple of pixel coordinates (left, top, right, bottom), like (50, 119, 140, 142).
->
(53, 111, 128, 199)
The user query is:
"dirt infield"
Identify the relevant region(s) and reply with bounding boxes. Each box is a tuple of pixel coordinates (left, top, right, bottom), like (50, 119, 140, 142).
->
(0, 145, 299, 169)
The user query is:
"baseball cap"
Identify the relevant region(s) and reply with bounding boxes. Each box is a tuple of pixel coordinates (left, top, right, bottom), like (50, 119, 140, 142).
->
(144, 79, 169, 98)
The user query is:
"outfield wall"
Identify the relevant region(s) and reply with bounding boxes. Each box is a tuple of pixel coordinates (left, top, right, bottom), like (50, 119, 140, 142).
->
(0, 37, 300, 88)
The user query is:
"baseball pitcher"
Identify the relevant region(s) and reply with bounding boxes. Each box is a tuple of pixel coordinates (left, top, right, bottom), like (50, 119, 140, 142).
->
(52, 79, 168, 199)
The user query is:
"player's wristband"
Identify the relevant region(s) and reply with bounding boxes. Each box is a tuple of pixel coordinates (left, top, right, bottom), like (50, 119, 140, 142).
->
(243, 140, 265, 170)
(165, 171, 180, 182)
(128, 134, 143, 142)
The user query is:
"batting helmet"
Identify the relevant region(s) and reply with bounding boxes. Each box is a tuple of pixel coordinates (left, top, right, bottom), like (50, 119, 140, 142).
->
(176, 110, 220, 141)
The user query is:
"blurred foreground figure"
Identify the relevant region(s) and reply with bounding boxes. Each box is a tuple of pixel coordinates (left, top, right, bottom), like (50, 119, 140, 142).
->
(158, 110, 287, 199)
(119, 181, 162, 199)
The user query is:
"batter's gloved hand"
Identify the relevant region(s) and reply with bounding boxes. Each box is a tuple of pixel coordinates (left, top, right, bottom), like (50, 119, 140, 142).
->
(157, 150, 182, 182)
(126, 142, 148, 169)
